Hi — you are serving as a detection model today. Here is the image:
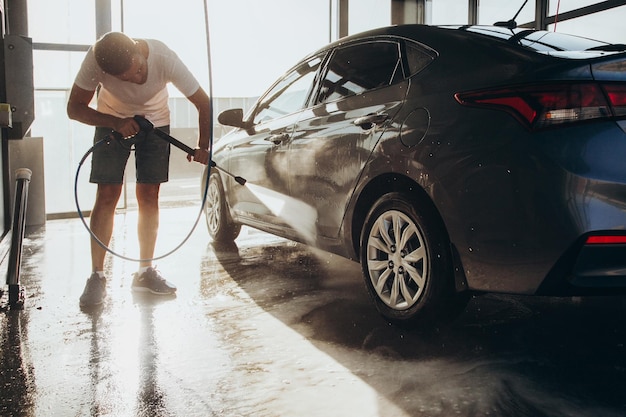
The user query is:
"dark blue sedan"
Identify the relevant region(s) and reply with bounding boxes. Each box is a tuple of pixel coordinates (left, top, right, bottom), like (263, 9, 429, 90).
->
(205, 24, 626, 325)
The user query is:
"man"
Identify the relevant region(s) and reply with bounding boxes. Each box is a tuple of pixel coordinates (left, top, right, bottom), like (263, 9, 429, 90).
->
(67, 32, 211, 307)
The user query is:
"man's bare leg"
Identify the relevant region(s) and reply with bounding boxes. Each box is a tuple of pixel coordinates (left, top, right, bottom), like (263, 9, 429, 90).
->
(90, 183, 123, 271)
(136, 182, 160, 268)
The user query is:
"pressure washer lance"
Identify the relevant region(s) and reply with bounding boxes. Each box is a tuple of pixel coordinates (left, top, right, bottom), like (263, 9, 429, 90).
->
(132, 115, 247, 186)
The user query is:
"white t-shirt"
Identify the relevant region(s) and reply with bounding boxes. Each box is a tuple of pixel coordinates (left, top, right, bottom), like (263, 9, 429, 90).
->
(74, 39, 200, 127)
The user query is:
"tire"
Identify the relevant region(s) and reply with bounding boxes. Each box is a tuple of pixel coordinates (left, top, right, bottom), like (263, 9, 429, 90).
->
(204, 171, 241, 242)
(360, 193, 467, 325)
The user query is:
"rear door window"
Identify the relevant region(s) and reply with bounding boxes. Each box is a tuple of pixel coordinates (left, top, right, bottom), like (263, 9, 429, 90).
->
(317, 41, 402, 104)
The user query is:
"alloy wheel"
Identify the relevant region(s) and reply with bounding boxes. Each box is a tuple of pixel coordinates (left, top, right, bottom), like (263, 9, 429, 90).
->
(365, 209, 428, 310)
(205, 178, 221, 236)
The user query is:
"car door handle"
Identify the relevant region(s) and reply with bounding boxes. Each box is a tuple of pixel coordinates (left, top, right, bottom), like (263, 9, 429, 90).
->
(353, 113, 389, 130)
(265, 133, 290, 145)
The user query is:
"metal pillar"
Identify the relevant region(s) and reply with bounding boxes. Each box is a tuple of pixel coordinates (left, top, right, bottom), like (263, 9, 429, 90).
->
(95, 0, 112, 37)
(5, 0, 28, 36)
(535, 0, 548, 29)
(338, 0, 348, 38)
(468, 0, 478, 25)
(6, 168, 30, 307)
(391, 0, 426, 25)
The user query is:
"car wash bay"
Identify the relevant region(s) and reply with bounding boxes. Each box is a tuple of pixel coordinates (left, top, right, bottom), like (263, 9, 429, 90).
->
(0, 208, 624, 417)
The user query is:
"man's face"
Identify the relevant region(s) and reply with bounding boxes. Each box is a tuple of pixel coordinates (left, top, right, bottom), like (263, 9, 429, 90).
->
(114, 53, 148, 84)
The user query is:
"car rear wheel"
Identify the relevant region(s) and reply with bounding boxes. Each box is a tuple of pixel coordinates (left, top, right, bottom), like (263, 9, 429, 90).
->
(204, 171, 241, 242)
(360, 193, 467, 325)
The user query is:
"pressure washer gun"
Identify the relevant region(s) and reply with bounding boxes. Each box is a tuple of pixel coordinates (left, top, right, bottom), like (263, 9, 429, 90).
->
(133, 115, 246, 186)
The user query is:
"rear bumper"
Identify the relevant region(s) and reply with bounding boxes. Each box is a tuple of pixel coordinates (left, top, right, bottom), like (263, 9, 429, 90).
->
(573, 242, 626, 286)
(538, 235, 626, 296)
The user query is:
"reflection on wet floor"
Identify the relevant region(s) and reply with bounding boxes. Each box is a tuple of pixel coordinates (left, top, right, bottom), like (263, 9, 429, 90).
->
(0, 207, 625, 416)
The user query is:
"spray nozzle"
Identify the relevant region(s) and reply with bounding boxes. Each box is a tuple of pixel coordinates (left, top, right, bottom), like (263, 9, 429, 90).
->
(210, 161, 246, 186)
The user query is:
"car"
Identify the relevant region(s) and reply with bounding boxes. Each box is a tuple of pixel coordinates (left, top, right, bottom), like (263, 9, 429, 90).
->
(203, 24, 626, 325)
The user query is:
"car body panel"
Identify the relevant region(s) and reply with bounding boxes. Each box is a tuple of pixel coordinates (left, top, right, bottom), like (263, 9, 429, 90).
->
(224, 112, 298, 230)
(592, 55, 626, 81)
(288, 82, 407, 238)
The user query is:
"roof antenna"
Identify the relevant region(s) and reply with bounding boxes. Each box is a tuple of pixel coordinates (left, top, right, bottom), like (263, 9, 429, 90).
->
(494, 0, 529, 29)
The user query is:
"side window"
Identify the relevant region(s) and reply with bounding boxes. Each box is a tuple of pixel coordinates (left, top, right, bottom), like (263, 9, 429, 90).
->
(253, 56, 322, 125)
(317, 41, 401, 104)
(405, 42, 435, 77)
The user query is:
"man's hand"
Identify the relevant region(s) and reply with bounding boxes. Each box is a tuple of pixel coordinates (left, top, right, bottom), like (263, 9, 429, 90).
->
(113, 117, 141, 139)
(187, 147, 210, 165)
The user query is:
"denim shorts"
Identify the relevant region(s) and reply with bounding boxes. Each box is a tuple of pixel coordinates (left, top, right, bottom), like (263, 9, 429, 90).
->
(90, 125, 171, 184)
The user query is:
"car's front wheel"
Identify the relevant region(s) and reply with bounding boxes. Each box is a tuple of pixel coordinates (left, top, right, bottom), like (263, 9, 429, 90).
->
(204, 170, 241, 243)
(360, 193, 467, 325)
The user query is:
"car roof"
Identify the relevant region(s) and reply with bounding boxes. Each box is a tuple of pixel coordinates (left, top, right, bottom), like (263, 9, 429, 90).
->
(316, 24, 619, 58)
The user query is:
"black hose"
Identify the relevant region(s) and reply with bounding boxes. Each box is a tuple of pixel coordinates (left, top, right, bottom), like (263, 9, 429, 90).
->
(203, 0, 215, 169)
(74, 131, 211, 263)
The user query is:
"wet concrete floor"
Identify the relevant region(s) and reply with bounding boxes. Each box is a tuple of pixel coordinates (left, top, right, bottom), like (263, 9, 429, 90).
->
(0, 207, 625, 416)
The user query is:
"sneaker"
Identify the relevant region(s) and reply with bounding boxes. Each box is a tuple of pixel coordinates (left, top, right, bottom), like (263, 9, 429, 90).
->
(131, 267, 177, 295)
(80, 273, 107, 306)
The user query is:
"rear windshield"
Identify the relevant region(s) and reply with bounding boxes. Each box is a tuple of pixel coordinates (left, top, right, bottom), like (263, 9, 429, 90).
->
(460, 26, 611, 52)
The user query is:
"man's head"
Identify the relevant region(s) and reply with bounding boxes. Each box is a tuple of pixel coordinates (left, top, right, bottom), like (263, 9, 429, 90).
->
(94, 32, 147, 84)
(94, 32, 138, 76)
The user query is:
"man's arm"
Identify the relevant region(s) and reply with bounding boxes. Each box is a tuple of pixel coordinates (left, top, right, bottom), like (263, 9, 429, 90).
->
(186, 87, 211, 165)
(67, 84, 140, 138)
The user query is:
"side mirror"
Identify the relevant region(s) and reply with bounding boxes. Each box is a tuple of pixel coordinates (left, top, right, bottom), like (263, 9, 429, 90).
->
(217, 108, 247, 128)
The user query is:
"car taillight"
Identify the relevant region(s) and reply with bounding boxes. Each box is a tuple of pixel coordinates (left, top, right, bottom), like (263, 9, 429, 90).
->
(586, 235, 626, 244)
(455, 82, 626, 130)
(603, 84, 626, 117)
